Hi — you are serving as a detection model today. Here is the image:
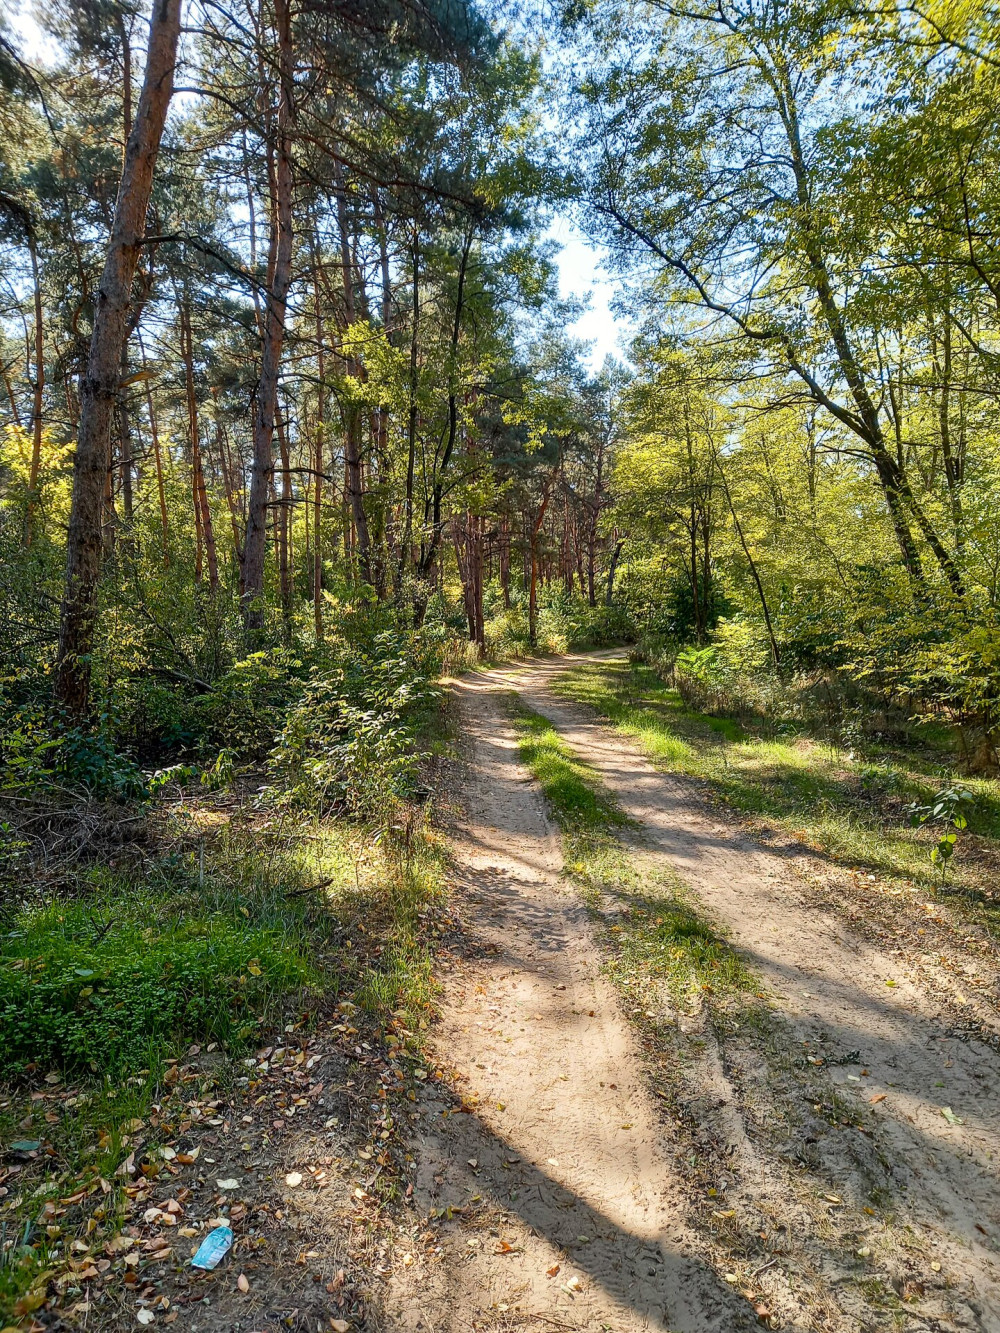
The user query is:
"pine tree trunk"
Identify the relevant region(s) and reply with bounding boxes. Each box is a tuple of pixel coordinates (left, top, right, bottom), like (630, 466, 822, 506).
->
(276, 399, 293, 640)
(138, 341, 169, 565)
(242, 0, 294, 629)
(24, 234, 45, 545)
(55, 0, 182, 716)
(118, 343, 135, 533)
(335, 162, 373, 588)
(182, 300, 218, 591)
(313, 265, 326, 641)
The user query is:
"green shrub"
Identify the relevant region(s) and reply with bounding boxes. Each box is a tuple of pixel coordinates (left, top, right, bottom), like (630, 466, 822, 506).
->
(270, 629, 439, 818)
(484, 601, 532, 658)
(0, 704, 147, 802)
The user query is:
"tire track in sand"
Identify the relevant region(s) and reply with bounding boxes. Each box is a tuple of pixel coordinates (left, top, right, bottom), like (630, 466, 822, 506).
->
(388, 666, 756, 1332)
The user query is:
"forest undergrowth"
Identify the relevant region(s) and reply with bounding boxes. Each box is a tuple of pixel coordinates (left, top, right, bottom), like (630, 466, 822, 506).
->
(0, 622, 461, 1327)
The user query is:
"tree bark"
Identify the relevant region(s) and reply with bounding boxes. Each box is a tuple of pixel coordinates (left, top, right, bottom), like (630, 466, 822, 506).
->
(529, 466, 558, 646)
(242, 0, 294, 628)
(334, 161, 373, 589)
(24, 233, 44, 545)
(213, 390, 243, 563)
(276, 398, 293, 639)
(397, 226, 420, 598)
(311, 236, 326, 641)
(139, 330, 169, 566)
(605, 535, 623, 607)
(499, 515, 511, 608)
(181, 297, 218, 591)
(716, 453, 780, 668)
(416, 224, 473, 593)
(55, 0, 182, 715)
(118, 343, 135, 533)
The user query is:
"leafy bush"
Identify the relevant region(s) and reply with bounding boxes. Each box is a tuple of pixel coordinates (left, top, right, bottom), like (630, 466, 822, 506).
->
(0, 900, 312, 1076)
(270, 629, 440, 818)
(484, 600, 532, 658)
(194, 649, 307, 756)
(0, 704, 147, 802)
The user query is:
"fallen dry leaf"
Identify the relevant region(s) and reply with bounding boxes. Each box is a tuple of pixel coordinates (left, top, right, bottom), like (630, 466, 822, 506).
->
(870, 1093, 886, 1104)
(546, 1264, 560, 1278)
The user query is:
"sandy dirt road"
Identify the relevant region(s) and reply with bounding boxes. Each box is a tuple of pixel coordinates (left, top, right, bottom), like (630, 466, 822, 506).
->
(390, 654, 1000, 1333)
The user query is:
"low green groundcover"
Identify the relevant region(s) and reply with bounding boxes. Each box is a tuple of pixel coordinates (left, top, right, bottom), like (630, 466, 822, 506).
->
(0, 900, 313, 1075)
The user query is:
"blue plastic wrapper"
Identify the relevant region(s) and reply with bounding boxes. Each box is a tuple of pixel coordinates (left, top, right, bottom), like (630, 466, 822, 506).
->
(190, 1224, 234, 1270)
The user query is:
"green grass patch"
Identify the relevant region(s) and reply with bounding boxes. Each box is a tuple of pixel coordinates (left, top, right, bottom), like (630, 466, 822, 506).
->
(552, 659, 1000, 897)
(513, 699, 628, 834)
(0, 902, 310, 1076)
(512, 698, 756, 1011)
(0, 807, 448, 1084)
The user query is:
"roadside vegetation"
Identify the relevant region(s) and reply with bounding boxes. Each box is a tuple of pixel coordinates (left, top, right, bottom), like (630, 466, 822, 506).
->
(0, 615, 451, 1324)
(553, 657, 1000, 907)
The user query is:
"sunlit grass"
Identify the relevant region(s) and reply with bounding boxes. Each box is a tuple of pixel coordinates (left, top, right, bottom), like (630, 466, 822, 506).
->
(512, 698, 756, 1009)
(513, 698, 628, 833)
(552, 659, 1000, 896)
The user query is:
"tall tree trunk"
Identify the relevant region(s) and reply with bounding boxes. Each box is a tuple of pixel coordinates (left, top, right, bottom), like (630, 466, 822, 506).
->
(473, 515, 485, 650)
(455, 513, 485, 653)
(605, 535, 623, 607)
(311, 238, 326, 641)
(936, 314, 964, 550)
(119, 12, 133, 153)
(242, 0, 294, 628)
(334, 161, 373, 588)
(716, 454, 780, 668)
(181, 299, 218, 591)
(529, 467, 558, 647)
(118, 343, 135, 533)
(499, 515, 511, 609)
(213, 391, 243, 563)
(243, 128, 264, 340)
(54, 0, 182, 716)
(416, 224, 473, 595)
(102, 467, 116, 559)
(397, 226, 420, 598)
(137, 334, 169, 565)
(276, 398, 293, 640)
(148, 381, 169, 562)
(24, 233, 44, 545)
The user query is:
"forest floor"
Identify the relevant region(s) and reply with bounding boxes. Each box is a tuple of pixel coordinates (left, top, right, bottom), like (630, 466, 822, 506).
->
(18, 651, 1000, 1333)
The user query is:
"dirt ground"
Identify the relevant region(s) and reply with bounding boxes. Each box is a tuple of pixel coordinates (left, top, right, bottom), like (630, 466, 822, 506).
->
(387, 655, 1000, 1333)
(55, 652, 1000, 1333)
